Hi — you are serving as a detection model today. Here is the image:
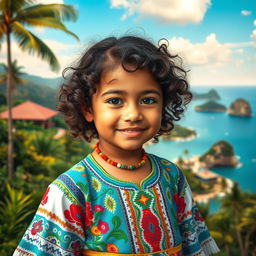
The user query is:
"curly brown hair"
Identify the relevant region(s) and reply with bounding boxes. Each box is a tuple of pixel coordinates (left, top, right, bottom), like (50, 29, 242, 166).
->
(57, 36, 193, 142)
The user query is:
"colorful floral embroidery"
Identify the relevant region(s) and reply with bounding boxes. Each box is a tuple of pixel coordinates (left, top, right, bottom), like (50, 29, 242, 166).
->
(92, 177, 101, 192)
(106, 243, 119, 253)
(173, 193, 186, 223)
(195, 208, 204, 222)
(91, 226, 101, 236)
(41, 187, 50, 205)
(104, 194, 116, 213)
(161, 159, 171, 165)
(72, 165, 85, 172)
(31, 220, 43, 235)
(86, 202, 94, 227)
(64, 204, 84, 226)
(71, 240, 82, 256)
(94, 205, 104, 212)
(98, 220, 109, 234)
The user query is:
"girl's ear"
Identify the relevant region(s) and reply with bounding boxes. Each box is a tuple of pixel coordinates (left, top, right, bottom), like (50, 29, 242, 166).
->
(81, 106, 94, 122)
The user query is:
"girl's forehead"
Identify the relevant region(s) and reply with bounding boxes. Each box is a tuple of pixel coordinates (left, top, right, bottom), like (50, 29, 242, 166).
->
(95, 66, 162, 97)
(100, 65, 156, 85)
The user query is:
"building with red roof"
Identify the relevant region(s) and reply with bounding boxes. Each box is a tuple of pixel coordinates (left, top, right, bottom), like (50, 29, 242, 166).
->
(0, 100, 58, 128)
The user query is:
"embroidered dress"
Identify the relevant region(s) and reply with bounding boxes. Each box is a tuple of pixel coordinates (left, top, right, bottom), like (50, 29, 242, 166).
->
(13, 153, 220, 256)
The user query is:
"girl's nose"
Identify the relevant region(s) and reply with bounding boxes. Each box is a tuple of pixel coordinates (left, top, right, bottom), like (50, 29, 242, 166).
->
(123, 104, 143, 122)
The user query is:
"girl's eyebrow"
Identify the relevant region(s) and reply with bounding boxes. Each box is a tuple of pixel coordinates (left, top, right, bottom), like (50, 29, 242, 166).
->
(101, 89, 161, 97)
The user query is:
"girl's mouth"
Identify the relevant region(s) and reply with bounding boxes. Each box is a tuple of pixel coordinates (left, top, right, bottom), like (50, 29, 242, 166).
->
(117, 128, 146, 137)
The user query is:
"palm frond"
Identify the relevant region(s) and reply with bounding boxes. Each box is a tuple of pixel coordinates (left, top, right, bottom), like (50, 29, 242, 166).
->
(0, 59, 26, 85)
(16, 4, 78, 22)
(0, 16, 5, 47)
(0, 0, 34, 14)
(12, 21, 60, 72)
(18, 17, 79, 40)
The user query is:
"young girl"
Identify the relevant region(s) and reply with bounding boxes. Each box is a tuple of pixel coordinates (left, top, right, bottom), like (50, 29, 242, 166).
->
(14, 36, 220, 256)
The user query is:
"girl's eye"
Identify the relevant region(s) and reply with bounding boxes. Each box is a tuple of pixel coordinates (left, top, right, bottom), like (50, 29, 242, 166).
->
(141, 97, 157, 105)
(106, 98, 123, 105)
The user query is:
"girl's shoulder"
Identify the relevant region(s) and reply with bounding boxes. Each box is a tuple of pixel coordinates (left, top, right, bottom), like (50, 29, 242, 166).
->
(148, 153, 183, 179)
(55, 158, 88, 184)
(49, 157, 91, 203)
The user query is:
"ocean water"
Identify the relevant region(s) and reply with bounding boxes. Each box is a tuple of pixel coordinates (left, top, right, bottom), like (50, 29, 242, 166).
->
(145, 86, 256, 211)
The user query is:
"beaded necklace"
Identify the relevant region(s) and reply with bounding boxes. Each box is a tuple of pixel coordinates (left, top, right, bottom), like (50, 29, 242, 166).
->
(94, 142, 147, 170)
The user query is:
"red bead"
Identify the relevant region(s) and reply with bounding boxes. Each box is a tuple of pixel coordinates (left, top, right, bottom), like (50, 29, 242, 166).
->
(94, 142, 146, 170)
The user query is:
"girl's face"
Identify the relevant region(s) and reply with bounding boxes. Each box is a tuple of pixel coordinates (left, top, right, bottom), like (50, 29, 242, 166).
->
(83, 65, 163, 153)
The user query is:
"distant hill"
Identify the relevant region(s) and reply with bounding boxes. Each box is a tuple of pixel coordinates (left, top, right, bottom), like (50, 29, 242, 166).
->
(195, 101, 227, 113)
(0, 66, 62, 89)
(0, 81, 58, 110)
(22, 74, 62, 89)
(0, 69, 63, 109)
(192, 89, 221, 101)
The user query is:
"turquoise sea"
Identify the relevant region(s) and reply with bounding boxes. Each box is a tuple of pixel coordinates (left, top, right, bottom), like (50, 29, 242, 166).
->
(145, 86, 256, 212)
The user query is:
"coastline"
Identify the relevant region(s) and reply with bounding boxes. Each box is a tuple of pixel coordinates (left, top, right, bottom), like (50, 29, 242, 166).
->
(172, 155, 233, 204)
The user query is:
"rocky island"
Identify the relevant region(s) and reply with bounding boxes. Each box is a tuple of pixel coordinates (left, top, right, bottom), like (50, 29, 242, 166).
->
(161, 124, 197, 141)
(228, 98, 252, 117)
(195, 100, 227, 113)
(172, 140, 237, 202)
(192, 89, 221, 101)
(199, 140, 238, 168)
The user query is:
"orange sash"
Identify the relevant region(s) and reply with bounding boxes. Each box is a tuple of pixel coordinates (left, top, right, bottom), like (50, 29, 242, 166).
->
(83, 244, 182, 256)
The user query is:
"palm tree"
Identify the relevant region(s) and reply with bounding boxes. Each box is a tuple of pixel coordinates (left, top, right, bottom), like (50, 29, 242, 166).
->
(0, 59, 25, 88)
(0, 0, 79, 178)
(220, 182, 254, 256)
(209, 213, 234, 255)
(30, 130, 64, 159)
(239, 206, 256, 255)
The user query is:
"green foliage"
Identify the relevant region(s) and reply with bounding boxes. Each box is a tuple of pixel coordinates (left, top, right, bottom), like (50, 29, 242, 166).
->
(195, 100, 227, 112)
(13, 99, 26, 106)
(0, 119, 8, 143)
(182, 168, 208, 194)
(0, 184, 34, 255)
(14, 120, 45, 131)
(29, 130, 64, 157)
(52, 115, 67, 128)
(162, 124, 196, 140)
(0, 93, 6, 105)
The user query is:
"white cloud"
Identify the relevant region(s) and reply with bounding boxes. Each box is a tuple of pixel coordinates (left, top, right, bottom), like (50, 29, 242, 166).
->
(168, 33, 231, 66)
(110, 0, 211, 24)
(241, 10, 251, 16)
(0, 41, 81, 78)
(166, 34, 256, 85)
(235, 48, 244, 54)
(190, 65, 256, 85)
(251, 29, 256, 41)
(235, 59, 245, 66)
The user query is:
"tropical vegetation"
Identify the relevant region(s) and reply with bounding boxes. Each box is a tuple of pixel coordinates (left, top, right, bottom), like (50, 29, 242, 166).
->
(0, 0, 79, 179)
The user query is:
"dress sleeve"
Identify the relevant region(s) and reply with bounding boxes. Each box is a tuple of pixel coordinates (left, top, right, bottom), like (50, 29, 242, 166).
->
(175, 166, 220, 256)
(13, 175, 86, 256)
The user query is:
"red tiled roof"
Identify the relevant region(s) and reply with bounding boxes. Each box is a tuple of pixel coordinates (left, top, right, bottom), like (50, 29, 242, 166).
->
(0, 100, 58, 121)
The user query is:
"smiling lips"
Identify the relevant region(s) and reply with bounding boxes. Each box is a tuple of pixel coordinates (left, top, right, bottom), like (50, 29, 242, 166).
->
(117, 127, 146, 137)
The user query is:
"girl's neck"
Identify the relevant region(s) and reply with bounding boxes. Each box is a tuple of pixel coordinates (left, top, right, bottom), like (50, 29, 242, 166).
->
(96, 141, 144, 165)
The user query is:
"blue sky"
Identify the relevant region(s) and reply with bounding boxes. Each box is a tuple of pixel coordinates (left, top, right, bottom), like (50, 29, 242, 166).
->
(1, 0, 255, 85)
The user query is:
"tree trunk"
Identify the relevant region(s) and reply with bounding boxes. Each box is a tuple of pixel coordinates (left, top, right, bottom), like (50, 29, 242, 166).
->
(6, 27, 14, 179)
(236, 224, 245, 256)
(244, 228, 255, 256)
